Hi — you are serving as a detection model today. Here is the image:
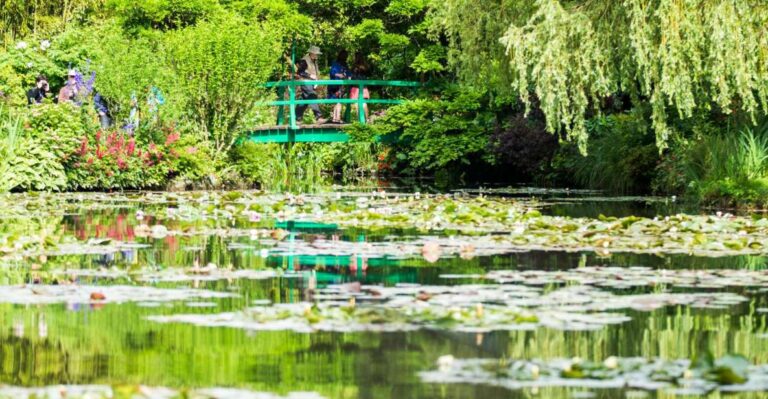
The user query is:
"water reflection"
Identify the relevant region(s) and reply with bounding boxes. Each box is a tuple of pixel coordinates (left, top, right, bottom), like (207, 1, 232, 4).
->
(0, 191, 767, 398)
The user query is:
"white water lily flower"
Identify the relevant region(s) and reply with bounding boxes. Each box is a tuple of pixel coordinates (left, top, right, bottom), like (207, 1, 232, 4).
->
(40, 40, 51, 51)
(15, 41, 27, 49)
(604, 356, 619, 369)
(437, 355, 454, 370)
(26, 62, 34, 68)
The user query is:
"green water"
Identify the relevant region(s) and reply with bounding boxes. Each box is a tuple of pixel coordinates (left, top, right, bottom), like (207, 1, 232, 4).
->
(0, 190, 767, 398)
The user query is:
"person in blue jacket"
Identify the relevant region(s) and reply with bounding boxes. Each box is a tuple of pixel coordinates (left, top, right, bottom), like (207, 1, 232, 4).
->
(93, 91, 111, 128)
(328, 50, 351, 123)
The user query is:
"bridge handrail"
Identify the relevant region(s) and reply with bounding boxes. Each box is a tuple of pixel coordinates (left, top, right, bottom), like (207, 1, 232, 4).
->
(264, 79, 420, 88)
(264, 78, 421, 128)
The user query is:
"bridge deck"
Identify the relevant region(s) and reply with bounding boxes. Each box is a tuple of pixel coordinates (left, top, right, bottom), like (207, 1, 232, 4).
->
(247, 124, 351, 143)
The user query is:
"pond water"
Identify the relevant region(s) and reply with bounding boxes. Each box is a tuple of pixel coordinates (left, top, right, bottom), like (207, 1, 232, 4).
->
(0, 188, 767, 398)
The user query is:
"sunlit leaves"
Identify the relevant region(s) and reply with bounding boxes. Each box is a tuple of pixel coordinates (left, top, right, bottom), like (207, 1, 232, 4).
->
(435, 0, 768, 152)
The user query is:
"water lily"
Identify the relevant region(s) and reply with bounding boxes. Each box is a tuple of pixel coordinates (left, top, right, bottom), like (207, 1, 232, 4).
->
(15, 41, 27, 50)
(604, 356, 619, 369)
(437, 355, 455, 371)
(40, 40, 51, 51)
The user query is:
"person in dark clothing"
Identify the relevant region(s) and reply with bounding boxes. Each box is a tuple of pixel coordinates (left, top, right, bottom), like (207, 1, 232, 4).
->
(295, 59, 326, 124)
(328, 50, 351, 123)
(26, 75, 51, 104)
(93, 91, 111, 128)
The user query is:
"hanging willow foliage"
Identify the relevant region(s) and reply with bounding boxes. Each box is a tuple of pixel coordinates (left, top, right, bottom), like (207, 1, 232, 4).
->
(433, 0, 768, 153)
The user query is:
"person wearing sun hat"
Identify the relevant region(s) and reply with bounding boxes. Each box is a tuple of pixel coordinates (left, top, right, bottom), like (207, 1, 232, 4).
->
(58, 69, 79, 104)
(301, 45, 322, 81)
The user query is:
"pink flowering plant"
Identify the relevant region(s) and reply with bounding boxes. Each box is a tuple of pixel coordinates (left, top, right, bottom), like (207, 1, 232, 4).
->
(67, 127, 177, 189)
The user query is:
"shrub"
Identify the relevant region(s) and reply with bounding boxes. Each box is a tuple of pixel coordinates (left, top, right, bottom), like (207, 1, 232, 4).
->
(371, 86, 493, 174)
(67, 129, 177, 190)
(87, 23, 175, 126)
(490, 109, 557, 181)
(655, 119, 768, 205)
(167, 133, 215, 182)
(164, 13, 284, 160)
(24, 103, 97, 160)
(0, 107, 67, 192)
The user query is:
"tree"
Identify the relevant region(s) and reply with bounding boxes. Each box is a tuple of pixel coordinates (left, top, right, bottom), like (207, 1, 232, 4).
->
(432, 0, 768, 153)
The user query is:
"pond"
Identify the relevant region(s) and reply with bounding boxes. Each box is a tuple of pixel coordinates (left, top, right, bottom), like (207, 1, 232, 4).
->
(0, 188, 766, 398)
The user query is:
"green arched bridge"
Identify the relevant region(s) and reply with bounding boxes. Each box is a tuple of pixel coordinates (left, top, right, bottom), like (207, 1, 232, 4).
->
(244, 79, 420, 144)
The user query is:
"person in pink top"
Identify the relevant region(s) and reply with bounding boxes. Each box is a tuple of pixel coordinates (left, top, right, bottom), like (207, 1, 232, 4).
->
(349, 53, 370, 121)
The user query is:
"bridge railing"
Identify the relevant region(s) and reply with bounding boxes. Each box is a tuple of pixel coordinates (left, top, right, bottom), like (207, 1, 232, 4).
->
(263, 79, 420, 129)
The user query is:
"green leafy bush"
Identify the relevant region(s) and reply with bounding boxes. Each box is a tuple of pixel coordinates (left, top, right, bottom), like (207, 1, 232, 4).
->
(67, 129, 181, 190)
(164, 13, 283, 160)
(370, 86, 493, 174)
(24, 103, 96, 159)
(0, 107, 67, 192)
(655, 119, 768, 206)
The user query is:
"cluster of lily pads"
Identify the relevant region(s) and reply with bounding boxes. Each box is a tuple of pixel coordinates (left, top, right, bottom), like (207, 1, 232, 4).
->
(0, 385, 325, 399)
(473, 266, 768, 291)
(420, 354, 768, 395)
(0, 284, 233, 305)
(4, 191, 768, 260)
(148, 282, 748, 333)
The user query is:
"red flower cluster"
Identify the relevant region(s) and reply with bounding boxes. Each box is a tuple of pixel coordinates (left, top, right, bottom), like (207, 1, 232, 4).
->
(77, 130, 172, 170)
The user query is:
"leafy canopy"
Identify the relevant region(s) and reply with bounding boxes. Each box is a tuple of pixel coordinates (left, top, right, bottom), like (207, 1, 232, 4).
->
(433, 0, 768, 153)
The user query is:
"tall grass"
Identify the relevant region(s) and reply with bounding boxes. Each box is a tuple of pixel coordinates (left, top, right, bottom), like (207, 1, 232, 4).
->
(0, 108, 21, 192)
(683, 122, 768, 183)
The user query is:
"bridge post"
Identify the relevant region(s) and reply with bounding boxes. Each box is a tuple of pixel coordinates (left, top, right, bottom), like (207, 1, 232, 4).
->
(276, 86, 285, 125)
(358, 83, 365, 124)
(289, 82, 297, 129)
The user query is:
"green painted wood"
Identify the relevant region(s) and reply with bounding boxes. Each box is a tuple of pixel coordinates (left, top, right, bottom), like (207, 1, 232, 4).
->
(263, 98, 403, 106)
(243, 78, 420, 144)
(264, 79, 420, 88)
(358, 83, 365, 124)
(247, 127, 350, 143)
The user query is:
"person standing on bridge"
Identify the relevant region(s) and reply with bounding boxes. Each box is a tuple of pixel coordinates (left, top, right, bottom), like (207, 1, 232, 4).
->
(301, 46, 322, 81)
(349, 53, 371, 122)
(328, 50, 351, 123)
(295, 59, 326, 124)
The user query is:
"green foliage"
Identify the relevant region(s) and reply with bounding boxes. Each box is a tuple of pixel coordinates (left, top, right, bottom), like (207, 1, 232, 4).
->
(371, 87, 492, 173)
(86, 23, 173, 124)
(654, 118, 768, 205)
(107, 0, 221, 32)
(434, 0, 768, 151)
(222, 0, 312, 39)
(0, 0, 104, 39)
(231, 142, 333, 190)
(164, 13, 283, 159)
(66, 129, 176, 190)
(24, 103, 96, 159)
(0, 107, 68, 192)
(167, 134, 214, 182)
(410, 45, 445, 75)
(3, 137, 68, 191)
(499, 0, 612, 153)
(556, 110, 659, 193)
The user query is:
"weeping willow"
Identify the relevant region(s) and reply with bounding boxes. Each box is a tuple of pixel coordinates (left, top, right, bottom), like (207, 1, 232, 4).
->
(433, 0, 768, 153)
